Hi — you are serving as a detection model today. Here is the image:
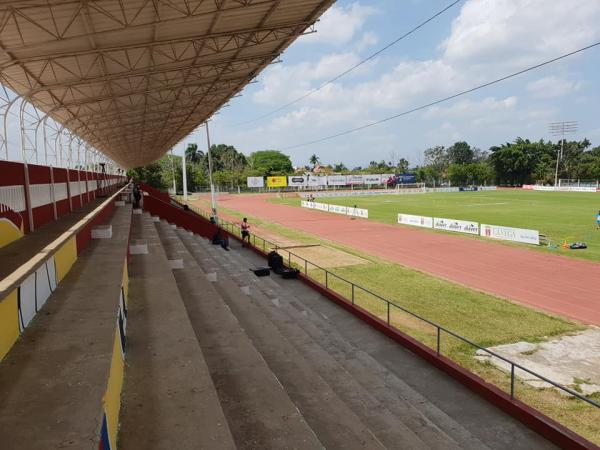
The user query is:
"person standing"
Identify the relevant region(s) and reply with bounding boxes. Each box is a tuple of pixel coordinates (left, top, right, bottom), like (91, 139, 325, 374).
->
(596, 210, 600, 229)
(241, 217, 251, 247)
(133, 183, 141, 208)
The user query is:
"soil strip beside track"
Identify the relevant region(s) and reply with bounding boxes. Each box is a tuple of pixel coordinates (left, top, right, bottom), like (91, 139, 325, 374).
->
(196, 194, 600, 326)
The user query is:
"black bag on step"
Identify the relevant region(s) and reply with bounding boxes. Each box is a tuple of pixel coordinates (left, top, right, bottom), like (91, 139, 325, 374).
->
(250, 267, 270, 277)
(279, 268, 300, 279)
(267, 251, 284, 271)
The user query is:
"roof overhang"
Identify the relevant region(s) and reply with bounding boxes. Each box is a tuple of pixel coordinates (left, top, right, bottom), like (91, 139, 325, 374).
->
(0, 0, 335, 168)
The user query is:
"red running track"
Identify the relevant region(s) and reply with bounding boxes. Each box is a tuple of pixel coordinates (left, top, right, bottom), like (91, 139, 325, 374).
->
(217, 194, 600, 326)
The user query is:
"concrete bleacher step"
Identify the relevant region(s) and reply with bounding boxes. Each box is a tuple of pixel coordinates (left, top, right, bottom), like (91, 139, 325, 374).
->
(190, 235, 493, 450)
(119, 213, 235, 450)
(187, 235, 479, 450)
(206, 240, 554, 450)
(152, 220, 324, 449)
(0, 205, 132, 450)
(164, 228, 404, 449)
(180, 233, 439, 449)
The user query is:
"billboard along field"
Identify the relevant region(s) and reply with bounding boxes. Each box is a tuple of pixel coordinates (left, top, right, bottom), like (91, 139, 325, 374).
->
(274, 190, 600, 262)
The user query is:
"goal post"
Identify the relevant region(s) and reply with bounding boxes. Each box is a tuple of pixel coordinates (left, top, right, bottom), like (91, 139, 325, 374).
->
(558, 179, 599, 188)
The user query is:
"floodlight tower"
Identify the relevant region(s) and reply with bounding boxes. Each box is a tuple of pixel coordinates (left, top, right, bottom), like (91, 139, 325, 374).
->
(548, 121, 577, 187)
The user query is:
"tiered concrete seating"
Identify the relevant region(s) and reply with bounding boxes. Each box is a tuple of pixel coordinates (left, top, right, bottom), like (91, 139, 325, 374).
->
(119, 212, 235, 450)
(152, 217, 557, 450)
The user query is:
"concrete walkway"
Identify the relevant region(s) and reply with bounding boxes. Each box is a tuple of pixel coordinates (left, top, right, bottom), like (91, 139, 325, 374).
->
(0, 205, 131, 450)
(0, 197, 107, 283)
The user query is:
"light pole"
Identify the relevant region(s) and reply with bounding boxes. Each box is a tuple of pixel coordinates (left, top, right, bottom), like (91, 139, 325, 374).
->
(549, 121, 577, 187)
(182, 141, 188, 202)
(169, 149, 177, 194)
(205, 120, 218, 221)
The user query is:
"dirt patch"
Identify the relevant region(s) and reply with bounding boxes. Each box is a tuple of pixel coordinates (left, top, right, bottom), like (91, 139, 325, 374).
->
(475, 327, 600, 395)
(283, 245, 368, 269)
(187, 198, 368, 269)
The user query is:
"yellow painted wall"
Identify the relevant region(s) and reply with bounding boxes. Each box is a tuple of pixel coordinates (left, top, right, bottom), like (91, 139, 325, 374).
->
(103, 327, 125, 450)
(0, 218, 23, 249)
(0, 290, 19, 361)
(54, 236, 77, 283)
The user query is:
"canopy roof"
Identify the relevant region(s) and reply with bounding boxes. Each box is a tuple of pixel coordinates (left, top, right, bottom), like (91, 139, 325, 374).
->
(0, 0, 334, 168)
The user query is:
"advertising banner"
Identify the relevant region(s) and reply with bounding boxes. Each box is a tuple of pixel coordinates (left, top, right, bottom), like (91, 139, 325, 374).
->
(266, 176, 287, 188)
(363, 174, 382, 184)
(288, 175, 307, 187)
(301, 201, 314, 209)
(397, 173, 417, 184)
(246, 176, 264, 188)
(380, 174, 395, 184)
(306, 175, 325, 186)
(327, 175, 347, 186)
(398, 213, 433, 229)
(347, 207, 369, 218)
(433, 217, 479, 235)
(314, 202, 329, 212)
(328, 204, 348, 215)
(480, 224, 540, 245)
(346, 175, 364, 185)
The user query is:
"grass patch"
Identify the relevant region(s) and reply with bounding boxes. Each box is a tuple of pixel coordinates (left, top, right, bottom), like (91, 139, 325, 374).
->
(273, 190, 600, 262)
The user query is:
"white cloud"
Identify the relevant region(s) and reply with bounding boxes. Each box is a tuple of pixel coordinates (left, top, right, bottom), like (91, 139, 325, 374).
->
(527, 76, 583, 99)
(423, 96, 518, 120)
(355, 31, 378, 52)
(302, 3, 378, 46)
(442, 0, 600, 70)
(222, 0, 600, 166)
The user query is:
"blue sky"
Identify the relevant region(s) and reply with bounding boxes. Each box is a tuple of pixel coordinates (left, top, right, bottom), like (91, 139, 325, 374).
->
(179, 0, 600, 169)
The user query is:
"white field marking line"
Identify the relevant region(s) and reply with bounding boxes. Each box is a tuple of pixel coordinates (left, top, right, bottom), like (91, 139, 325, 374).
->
(463, 202, 509, 207)
(0, 185, 128, 296)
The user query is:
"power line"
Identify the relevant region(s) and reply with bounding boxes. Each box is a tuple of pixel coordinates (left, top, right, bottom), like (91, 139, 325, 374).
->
(234, 0, 464, 126)
(278, 40, 600, 151)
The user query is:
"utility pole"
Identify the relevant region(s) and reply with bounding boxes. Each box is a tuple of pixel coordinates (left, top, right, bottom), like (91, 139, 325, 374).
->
(205, 120, 218, 221)
(182, 142, 188, 202)
(169, 149, 177, 194)
(548, 121, 577, 187)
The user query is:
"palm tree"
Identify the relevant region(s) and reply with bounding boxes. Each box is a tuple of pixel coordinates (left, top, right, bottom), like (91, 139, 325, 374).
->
(309, 154, 320, 169)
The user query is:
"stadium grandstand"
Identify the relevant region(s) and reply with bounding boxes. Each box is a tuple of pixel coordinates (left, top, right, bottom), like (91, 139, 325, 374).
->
(0, 1, 598, 450)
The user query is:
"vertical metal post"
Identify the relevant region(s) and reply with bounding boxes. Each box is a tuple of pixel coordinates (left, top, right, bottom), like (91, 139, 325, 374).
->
(436, 327, 441, 356)
(182, 142, 188, 202)
(325, 271, 328, 288)
(387, 302, 390, 325)
(305, 259, 308, 275)
(205, 121, 217, 221)
(351, 284, 355, 304)
(19, 99, 35, 232)
(510, 364, 515, 399)
(288, 252, 291, 267)
(76, 139, 83, 206)
(84, 145, 90, 203)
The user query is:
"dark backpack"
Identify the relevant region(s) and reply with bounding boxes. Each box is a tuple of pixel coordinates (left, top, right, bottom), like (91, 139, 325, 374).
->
(267, 251, 284, 270)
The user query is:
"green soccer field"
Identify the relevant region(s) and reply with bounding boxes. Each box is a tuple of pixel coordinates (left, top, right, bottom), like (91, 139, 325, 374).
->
(274, 190, 600, 262)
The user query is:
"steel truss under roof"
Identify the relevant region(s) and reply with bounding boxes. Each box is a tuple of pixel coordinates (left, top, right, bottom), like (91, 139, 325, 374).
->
(0, 0, 334, 168)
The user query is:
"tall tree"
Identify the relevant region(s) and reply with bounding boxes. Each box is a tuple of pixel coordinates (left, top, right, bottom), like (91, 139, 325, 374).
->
(447, 141, 474, 165)
(309, 154, 320, 169)
(248, 150, 293, 175)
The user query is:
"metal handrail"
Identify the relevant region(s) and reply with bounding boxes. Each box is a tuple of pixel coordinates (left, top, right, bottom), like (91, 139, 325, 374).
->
(186, 203, 600, 410)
